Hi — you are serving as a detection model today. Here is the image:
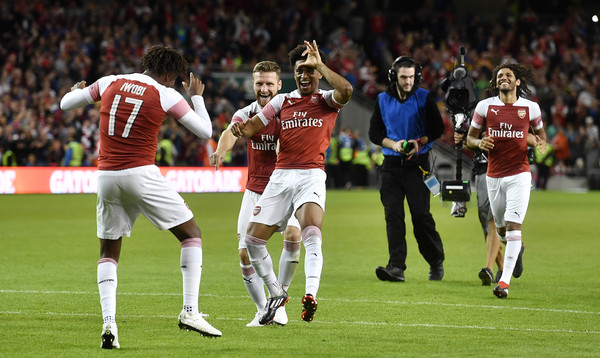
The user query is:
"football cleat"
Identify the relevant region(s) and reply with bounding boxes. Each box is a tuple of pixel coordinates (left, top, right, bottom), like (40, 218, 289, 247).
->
(246, 310, 265, 327)
(101, 322, 120, 349)
(259, 290, 289, 325)
(272, 305, 288, 326)
(513, 244, 525, 278)
(478, 268, 493, 286)
(301, 294, 318, 322)
(178, 310, 222, 337)
(493, 281, 509, 299)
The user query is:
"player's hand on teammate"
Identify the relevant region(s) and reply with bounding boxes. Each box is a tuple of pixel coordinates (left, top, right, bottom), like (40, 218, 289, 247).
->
(229, 122, 244, 138)
(183, 72, 205, 97)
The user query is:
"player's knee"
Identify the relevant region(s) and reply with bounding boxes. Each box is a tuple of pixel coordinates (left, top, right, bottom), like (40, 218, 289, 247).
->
(283, 227, 302, 243)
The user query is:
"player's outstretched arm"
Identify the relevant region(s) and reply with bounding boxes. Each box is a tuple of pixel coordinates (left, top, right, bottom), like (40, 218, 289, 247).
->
(230, 115, 265, 138)
(60, 81, 93, 111)
(210, 125, 237, 170)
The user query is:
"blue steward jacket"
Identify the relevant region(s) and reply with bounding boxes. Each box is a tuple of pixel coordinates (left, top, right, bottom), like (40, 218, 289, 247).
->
(369, 85, 444, 157)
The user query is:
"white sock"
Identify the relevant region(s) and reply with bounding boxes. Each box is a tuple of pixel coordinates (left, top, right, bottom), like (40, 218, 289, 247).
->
(499, 231, 521, 285)
(278, 240, 301, 291)
(245, 234, 282, 297)
(97, 258, 118, 323)
(241, 263, 267, 311)
(181, 238, 202, 314)
(302, 226, 323, 298)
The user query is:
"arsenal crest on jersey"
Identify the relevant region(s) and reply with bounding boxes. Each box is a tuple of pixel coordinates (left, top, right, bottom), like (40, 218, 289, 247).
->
(253, 206, 261, 216)
(311, 94, 319, 104)
(517, 108, 526, 119)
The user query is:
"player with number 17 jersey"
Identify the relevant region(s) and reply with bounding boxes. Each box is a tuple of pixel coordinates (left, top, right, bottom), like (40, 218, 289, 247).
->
(471, 96, 543, 178)
(258, 89, 344, 170)
(87, 73, 206, 170)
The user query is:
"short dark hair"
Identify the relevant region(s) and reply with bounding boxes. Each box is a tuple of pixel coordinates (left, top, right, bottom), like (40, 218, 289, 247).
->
(141, 45, 188, 78)
(288, 43, 328, 68)
(253, 61, 281, 78)
(487, 62, 534, 98)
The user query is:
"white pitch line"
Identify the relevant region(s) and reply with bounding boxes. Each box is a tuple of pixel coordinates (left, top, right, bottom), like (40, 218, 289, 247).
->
(0, 310, 598, 335)
(1, 289, 599, 316)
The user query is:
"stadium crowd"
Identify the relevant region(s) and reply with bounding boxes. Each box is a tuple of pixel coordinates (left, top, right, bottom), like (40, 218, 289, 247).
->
(0, 0, 599, 186)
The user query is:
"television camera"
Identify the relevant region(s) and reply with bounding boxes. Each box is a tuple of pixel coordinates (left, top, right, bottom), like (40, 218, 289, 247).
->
(439, 47, 477, 217)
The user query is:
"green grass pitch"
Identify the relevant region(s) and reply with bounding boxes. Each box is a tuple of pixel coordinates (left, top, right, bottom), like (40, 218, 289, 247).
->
(1, 189, 599, 357)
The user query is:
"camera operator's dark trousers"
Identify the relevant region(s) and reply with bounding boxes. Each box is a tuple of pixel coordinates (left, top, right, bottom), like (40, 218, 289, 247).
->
(379, 154, 444, 271)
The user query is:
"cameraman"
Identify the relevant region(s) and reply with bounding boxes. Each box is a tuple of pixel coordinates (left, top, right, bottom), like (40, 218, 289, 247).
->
(369, 56, 445, 282)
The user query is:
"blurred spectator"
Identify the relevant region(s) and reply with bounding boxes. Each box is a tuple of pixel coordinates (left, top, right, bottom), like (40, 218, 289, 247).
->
(584, 116, 600, 174)
(0, 0, 597, 185)
(337, 127, 355, 190)
(61, 126, 85, 166)
(552, 126, 570, 165)
(535, 142, 554, 190)
(550, 96, 568, 128)
(352, 130, 372, 188)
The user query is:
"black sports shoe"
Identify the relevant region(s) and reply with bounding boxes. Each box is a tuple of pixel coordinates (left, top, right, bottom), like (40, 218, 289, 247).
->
(429, 262, 444, 281)
(494, 270, 503, 283)
(478, 268, 493, 286)
(301, 294, 318, 322)
(101, 322, 120, 349)
(375, 265, 405, 282)
(259, 290, 289, 325)
(493, 282, 509, 298)
(513, 244, 525, 278)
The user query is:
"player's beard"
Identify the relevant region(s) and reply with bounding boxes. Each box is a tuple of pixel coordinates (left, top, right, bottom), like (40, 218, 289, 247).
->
(256, 91, 275, 107)
(497, 80, 515, 95)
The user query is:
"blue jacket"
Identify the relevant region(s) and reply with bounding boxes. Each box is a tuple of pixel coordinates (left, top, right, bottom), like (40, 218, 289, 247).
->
(369, 85, 444, 157)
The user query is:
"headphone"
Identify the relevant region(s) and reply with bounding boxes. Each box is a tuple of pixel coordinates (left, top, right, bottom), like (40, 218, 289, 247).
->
(388, 56, 423, 85)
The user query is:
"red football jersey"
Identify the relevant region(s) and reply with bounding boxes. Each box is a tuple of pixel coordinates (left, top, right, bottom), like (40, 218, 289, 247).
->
(472, 96, 543, 178)
(88, 73, 192, 170)
(258, 89, 344, 170)
(232, 101, 280, 194)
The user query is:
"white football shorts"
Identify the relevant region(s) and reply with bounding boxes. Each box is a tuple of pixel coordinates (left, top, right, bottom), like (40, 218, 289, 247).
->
(486, 171, 531, 227)
(248, 168, 326, 229)
(237, 188, 301, 250)
(96, 165, 193, 239)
